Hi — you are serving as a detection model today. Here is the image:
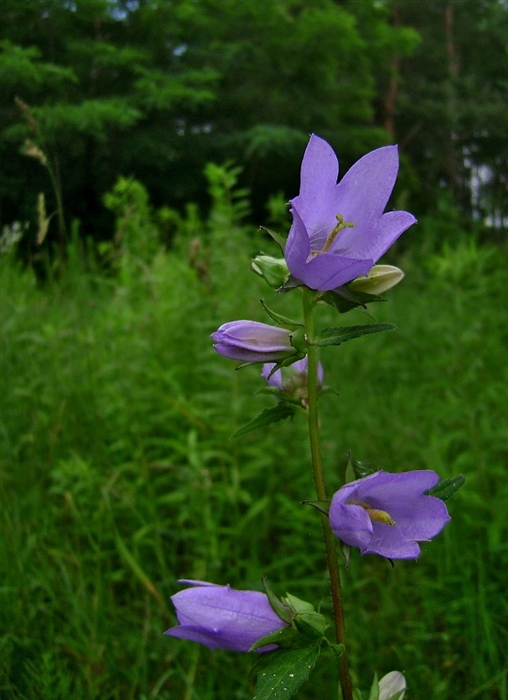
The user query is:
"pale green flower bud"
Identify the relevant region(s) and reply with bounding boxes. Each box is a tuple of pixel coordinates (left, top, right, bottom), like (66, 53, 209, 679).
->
(251, 255, 289, 288)
(348, 265, 404, 295)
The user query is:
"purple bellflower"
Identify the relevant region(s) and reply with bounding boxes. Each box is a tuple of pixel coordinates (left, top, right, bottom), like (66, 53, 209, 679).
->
(165, 580, 287, 652)
(262, 357, 323, 406)
(329, 470, 450, 559)
(284, 135, 416, 292)
(211, 320, 298, 364)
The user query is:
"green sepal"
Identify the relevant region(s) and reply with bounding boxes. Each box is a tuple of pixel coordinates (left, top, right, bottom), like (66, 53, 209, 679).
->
(320, 288, 386, 314)
(252, 254, 290, 288)
(249, 626, 299, 652)
(231, 403, 297, 439)
(301, 499, 329, 516)
(260, 225, 287, 251)
(329, 642, 345, 657)
(293, 612, 327, 639)
(345, 450, 379, 481)
(289, 327, 307, 354)
(352, 690, 365, 700)
(367, 673, 380, 700)
(314, 324, 396, 347)
(426, 474, 465, 500)
(282, 593, 327, 638)
(262, 579, 294, 625)
(261, 300, 303, 331)
(253, 642, 322, 700)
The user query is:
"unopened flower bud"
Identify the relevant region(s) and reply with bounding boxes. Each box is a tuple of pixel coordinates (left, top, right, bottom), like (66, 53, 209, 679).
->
(251, 255, 289, 288)
(165, 580, 288, 652)
(348, 265, 404, 295)
(379, 671, 406, 700)
(211, 320, 300, 364)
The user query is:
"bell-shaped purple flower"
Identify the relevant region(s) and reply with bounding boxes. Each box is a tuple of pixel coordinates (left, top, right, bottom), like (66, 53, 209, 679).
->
(284, 135, 416, 292)
(329, 470, 450, 559)
(211, 320, 298, 364)
(165, 580, 287, 652)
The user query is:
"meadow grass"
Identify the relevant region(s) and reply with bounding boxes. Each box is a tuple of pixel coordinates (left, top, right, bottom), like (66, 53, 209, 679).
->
(1, 220, 507, 699)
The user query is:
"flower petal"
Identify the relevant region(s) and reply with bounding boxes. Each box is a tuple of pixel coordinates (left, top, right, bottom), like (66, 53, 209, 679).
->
(329, 500, 373, 551)
(290, 134, 341, 248)
(333, 146, 400, 232)
(366, 521, 421, 559)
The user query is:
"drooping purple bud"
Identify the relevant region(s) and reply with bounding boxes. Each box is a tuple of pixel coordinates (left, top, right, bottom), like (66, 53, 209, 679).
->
(165, 580, 287, 652)
(211, 320, 299, 364)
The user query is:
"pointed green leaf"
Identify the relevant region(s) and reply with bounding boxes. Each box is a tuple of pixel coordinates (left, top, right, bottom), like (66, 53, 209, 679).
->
(253, 643, 321, 700)
(320, 289, 386, 314)
(231, 404, 297, 438)
(315, 324, 396, 347)
(426, 474, 465, 500)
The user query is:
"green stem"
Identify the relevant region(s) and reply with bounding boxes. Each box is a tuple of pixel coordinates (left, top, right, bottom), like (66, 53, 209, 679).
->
(302, 287, 353, 700)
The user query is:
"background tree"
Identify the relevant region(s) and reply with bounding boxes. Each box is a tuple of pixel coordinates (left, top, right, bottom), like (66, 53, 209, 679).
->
(0, 0, 507, 247)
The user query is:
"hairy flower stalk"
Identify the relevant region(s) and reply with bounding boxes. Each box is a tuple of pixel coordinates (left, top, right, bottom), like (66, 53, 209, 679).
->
(302, 288, 353, 700)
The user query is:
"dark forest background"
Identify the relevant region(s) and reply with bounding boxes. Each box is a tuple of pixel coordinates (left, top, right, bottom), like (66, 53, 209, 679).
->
(1, 0, 507, 253)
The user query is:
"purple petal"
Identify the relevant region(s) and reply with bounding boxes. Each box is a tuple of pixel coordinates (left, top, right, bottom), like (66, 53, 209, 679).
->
(286, 208, 372, 290)
(261, 363, 284, 389)
(166, 583, 285, 652)
(212, 320, 295, 363)
(285, 209, 311, 280)
(329, 500, 373, 551)
(365, 522, 421, 559)
(290, 134, 341, 248)
(214, 344, 287, 363)
(211, 321, 292, 352)
(332, 146, 400, 235)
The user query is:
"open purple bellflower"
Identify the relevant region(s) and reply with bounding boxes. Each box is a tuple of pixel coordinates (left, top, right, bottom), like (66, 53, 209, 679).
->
(284, 135, 416, 292)
(211, 320, 297, 364)
(165, 580, 287, 652)
(329, 470, 450, 559)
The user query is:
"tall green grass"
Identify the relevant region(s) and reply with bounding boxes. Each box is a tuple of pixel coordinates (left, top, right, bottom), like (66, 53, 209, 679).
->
(1, 216, 507, 699)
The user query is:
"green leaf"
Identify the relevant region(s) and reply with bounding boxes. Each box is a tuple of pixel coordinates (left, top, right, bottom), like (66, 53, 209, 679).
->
(315, 324, 396, 347)
(426, 474, 465, 500)
(320, 288, 386, 314)
(253, 643, 321, 700)
(231, 404, 297, 438)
